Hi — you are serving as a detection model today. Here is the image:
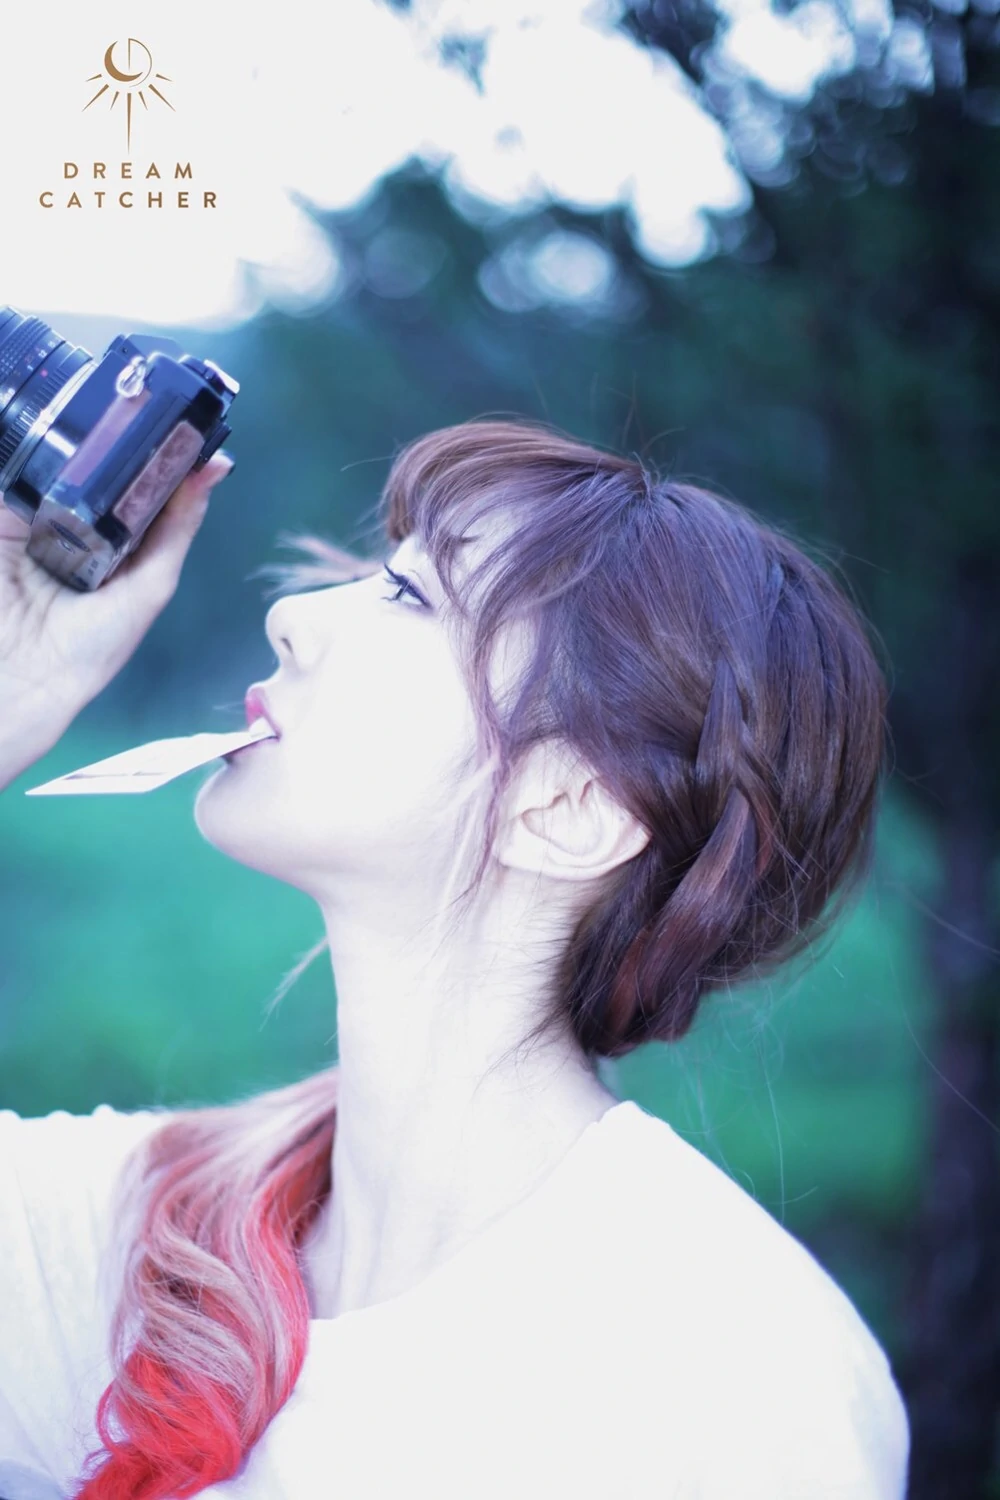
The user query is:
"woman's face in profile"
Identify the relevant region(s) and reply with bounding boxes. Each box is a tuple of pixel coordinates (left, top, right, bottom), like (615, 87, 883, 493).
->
(193, 532, 485, 901)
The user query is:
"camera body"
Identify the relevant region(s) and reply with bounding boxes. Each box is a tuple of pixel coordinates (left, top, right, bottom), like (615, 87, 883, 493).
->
(0, 307, 238, 591)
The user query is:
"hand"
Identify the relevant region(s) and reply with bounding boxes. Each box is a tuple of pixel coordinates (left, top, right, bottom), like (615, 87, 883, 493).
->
(0, 451, 234, 727)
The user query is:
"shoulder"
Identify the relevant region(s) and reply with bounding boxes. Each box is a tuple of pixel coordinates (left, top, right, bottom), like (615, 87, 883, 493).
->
(0, 1099, 174, 1255)
(0, 1101, 174, 1289)
(598, 1102, 911, 1498)
(0, 1097, 174, 1179)
(0, 1103, 174, 1495)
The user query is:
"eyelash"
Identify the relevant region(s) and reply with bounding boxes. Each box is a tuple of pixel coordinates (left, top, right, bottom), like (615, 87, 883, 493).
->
(380, 563, 428, 608)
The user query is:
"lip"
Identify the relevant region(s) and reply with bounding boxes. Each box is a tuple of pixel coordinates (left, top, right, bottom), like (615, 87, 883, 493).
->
(245, 684, 282, 738)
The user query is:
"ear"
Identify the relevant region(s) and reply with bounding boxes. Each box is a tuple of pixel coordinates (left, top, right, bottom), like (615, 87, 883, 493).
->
(496, 739, 651, 882)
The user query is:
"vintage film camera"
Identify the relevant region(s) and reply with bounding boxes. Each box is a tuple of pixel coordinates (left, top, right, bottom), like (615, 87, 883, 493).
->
(0, 305, 238, 591)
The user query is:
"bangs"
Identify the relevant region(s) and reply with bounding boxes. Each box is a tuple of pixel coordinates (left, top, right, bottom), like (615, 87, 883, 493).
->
(247, 474, 510, 617)
(245, 415, 647, 623)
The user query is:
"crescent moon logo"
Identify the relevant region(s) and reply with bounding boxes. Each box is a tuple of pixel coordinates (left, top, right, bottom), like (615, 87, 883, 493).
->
(104, 41, 147, 84)
(83, 39, 174, 152)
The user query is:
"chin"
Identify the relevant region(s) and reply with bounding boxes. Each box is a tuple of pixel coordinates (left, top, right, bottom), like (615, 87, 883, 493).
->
(192, 765, 278, 872)
(191, 767, 323, 894)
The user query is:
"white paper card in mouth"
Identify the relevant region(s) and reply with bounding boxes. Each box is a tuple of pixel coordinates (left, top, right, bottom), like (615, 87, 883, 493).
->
(23, 717, 279, 795)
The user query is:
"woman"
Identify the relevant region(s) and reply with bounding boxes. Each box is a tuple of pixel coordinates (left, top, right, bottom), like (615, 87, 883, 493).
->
(0, 418, 910, 1499)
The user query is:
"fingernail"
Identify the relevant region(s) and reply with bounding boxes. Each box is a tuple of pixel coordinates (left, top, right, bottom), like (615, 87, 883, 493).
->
(205, 452, 234, 483)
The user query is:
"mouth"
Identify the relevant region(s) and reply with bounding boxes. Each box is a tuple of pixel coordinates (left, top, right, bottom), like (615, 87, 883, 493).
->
(222, 735, 277, 763)
(244, 685, 282, 739)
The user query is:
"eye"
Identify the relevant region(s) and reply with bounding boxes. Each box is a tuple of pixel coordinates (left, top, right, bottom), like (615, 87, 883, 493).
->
(380, 562, 429, 609)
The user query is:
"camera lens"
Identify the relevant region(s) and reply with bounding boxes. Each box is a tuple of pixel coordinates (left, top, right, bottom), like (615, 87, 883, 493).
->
(0, 308, 92, 487)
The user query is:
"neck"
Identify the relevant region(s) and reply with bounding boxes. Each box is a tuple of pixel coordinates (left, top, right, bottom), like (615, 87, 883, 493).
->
(301, 866, 618, 1320)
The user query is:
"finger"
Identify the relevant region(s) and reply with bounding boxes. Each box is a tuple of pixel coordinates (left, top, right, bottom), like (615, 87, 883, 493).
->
(170, 451, 235, 507)
(182, 450, 237, 521)
(109, 451, 234, 602)
(0, 502, 31, 541)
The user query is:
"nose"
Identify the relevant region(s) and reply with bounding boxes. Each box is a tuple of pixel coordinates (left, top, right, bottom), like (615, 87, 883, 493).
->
(264, 576, 358, 671)
(264, 595, 305, 668)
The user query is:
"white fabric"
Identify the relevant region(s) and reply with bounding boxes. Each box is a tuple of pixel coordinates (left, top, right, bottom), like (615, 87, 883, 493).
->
(0, 1097, 910, 1499)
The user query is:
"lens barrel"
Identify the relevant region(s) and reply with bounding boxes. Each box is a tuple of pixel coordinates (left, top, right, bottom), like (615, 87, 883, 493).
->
(0, 308, 92, 484)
